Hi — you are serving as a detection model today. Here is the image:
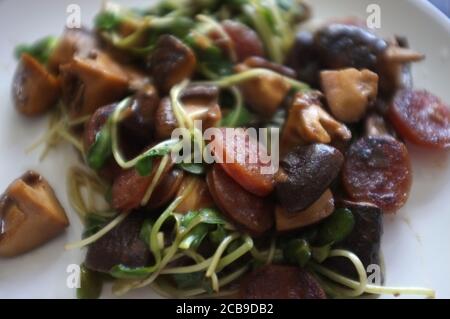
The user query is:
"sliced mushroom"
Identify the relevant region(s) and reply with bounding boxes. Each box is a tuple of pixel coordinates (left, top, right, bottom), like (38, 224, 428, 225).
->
(176, 175, 215, 214)
(275, 189, 334, 232)
(320, 68, 378, 123)
(149, 35, 197, 94)
(48, 27, 99, 75)
(0, 171, 69, 257)
(155, 85, 222, 140)
(60, 50, 130, 117)
(281, 91, 351, 154)
(235, 57, 295, 118)
(276, 144, 343, 213)
(12, 54, 60, 117)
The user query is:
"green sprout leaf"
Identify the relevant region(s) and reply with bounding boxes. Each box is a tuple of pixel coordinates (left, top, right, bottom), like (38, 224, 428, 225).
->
(177, 162, 205, 175)
(283, 239, 311, 267)
(77, 264, 103, 299)
(15, 36, 58, 64)
(318, 208, 355, 245)
(135, 140, 178, 176)
(110, 265, 154, 279)
(172, 272, 204, 289)
(95, 11, 122, 31)
(87, 122, 112, 171)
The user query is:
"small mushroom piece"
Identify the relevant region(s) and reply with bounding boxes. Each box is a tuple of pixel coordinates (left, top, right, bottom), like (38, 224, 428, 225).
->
(149, 35, 197, 94)
(281, 91, 351, 154)
(48, 28, 99, 75)
(276, 144, 343, 213)
(275, 189, 335, 232)
(145, 168, 184, 211)
(0, 171, 69, 257)
(60, 50, 130, 117)
(320, 68, 378, 123)
(235, 57, 296, 118)
(175, 175, 215, 214)
(12, 54, 60, 117)
(155, 85, 222, 140)
(221, 20, 265, 62)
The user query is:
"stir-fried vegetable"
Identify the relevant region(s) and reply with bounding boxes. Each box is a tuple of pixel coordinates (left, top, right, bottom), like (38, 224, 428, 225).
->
(12, 0, 445, 300)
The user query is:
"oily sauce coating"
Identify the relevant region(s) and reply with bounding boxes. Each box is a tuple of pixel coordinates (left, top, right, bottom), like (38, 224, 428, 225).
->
(240, 265, 326, 299)
(342, 136, 412, 213)
(389, 89, 450, 149)
(207, 165, 274, 237)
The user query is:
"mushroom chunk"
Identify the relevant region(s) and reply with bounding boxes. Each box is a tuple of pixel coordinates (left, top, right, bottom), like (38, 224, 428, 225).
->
(12, 54, 60, 117)
(221, 20, 265, 62)
(275, 189, 335, 232)
(149, 35, 197, 94)
(240, 265, 326, 299)
(325, 200, 383, 280)
(276, 144, 344, 213)
(281, 91, 351, 154)
(48, 28, 98, 74)
(155, 85, 222, 140)
(60, 51, 130, 117)
(235, 57, 296, 118)
(280, 92, 352, 154)
(0, 171, 69, 257)
(320, 68, 378, 123)
(85, 212, 151, 273)
(145, 168, 184, 210)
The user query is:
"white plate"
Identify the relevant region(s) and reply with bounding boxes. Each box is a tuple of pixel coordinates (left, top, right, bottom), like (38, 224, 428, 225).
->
(0, 0, 449, 299)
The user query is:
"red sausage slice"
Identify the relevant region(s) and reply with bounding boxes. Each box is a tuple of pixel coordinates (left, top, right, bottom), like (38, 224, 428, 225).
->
(207, 164, 274, 236)
(388, 89, 450, 149)
(342, 136, 412, 213)
(209, 128, 276, 197)
(240, 265, 326, 299)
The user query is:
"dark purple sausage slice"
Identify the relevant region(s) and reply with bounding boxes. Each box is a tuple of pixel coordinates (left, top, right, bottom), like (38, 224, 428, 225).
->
(240, 265, 326, 299)
(325, 200, 383, 280)
(85, 213, 151, 273)
(342, 136, 412, 213)
(207, 165, 274, 237)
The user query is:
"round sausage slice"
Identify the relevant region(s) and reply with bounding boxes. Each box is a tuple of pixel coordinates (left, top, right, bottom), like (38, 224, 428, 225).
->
(342, 136, 412, 213)
(207, 164, 274, 236)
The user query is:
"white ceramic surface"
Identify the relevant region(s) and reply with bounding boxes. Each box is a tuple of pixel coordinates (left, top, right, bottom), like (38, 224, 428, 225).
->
(0, 0, 449, 299)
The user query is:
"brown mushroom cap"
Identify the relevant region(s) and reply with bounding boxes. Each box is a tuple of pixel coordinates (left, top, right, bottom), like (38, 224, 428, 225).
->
(12, 54, 60, 117)
(0, 171, 69, 257)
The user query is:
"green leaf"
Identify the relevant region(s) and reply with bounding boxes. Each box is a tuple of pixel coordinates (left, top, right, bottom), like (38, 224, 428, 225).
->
(95, 11, 122, 31)
(15, 36, 58, 64)
(87, 123, 112, 170)
(110, 265, 154, 279)
(177, 162, 205, 175)
(135, 140, 178, 176)
(179, 223, 211, 250)
(136, 156, 153, 176)
(179, 209, 227, 250)
(180, 208, 226, 229)
(77, 264, 103, 299)
(283, 239, 311, 267)
(318, 208, 355, 245)
(82, 214, 109, 239)
(172, 272, 204, 289)
(208, 225, 227, 245)
(139, 219, 153, 247)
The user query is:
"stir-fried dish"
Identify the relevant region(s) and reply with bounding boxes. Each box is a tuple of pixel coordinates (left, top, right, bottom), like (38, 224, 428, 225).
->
(3, 0, 450, 299)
